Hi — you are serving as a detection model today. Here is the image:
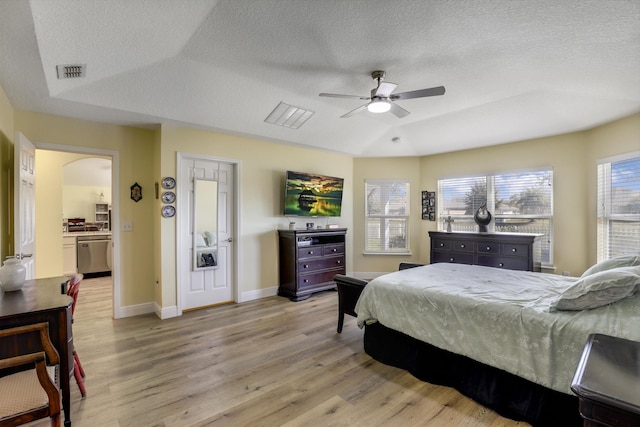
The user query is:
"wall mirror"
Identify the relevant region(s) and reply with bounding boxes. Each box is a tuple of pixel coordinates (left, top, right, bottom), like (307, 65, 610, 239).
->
(193, 178, 218, 270)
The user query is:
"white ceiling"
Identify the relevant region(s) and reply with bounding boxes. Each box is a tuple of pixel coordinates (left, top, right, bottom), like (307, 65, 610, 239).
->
(1, 0, 638, 157)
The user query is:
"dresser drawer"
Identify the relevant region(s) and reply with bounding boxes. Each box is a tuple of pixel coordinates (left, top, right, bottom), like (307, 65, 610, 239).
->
(298, 256, 344, 272)
(298, 269, 344, 290)
(477, 241, 500, 254)
(451, 240, 474, 252)
(477, 255, 529, 271)
(323, 243, 344, 256)
(501, 243, 529, 258)
(297, 246, 322, 259)
(432, 251, 474, 265)
(432, 239, 452, 251)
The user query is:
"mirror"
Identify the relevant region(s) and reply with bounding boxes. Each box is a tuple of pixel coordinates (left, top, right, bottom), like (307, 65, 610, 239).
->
(193, 179, 218, 270)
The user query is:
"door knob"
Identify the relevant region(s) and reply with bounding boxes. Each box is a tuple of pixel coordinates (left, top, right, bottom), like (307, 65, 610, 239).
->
(226, 238, 233, 243)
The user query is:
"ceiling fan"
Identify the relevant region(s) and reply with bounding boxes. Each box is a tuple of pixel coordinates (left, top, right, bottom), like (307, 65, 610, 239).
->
(319, 70, 445, 118)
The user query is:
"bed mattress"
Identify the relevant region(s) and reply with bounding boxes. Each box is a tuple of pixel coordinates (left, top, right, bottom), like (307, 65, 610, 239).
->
(355, 263, 640, 394)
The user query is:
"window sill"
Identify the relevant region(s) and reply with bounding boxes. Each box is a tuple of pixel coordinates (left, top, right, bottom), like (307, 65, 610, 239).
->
(363, 251, 412, 256)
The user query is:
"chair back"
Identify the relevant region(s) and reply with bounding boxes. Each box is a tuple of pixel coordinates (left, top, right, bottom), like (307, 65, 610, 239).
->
(66, 274, 83, 316)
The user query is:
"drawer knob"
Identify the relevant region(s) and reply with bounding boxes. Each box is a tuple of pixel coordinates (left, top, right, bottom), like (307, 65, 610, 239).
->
(309, 251, 314, 255)
(332, 248, 337, 252)
(449, 257, 454, 262)
(511, 248, 517, 252)
(499, 263, 504, 267)
(460, 244, 465, 248)
(486, 246, 491, 250)
(303, 279, 309, 283)
(303, 264, 309, 268)
(440, 243, 444, 247)
(337, 260, 341, 264)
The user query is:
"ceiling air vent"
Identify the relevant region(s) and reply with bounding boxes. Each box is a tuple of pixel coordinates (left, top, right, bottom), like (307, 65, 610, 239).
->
(56, 64, 86, 79)
(264, 102, 314, 129)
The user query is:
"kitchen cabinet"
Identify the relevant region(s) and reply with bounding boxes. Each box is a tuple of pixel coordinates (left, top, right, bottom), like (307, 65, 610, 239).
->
(95, 203, 110, 230)
(63, 236, 77, 275)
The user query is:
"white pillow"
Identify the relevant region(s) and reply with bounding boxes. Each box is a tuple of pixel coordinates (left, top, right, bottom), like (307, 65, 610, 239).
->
(581, 255, 640, 278)
(551, 265, 640, 311)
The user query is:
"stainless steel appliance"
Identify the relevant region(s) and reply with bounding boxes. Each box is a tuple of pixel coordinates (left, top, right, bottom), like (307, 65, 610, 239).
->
(77, 235, 112, 274)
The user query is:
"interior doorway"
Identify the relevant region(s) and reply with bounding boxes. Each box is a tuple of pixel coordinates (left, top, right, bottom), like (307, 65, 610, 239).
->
(34, 143, 121, 319)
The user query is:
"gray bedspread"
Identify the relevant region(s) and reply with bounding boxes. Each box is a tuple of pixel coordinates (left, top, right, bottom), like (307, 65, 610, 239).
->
(355, 263, 640, 394)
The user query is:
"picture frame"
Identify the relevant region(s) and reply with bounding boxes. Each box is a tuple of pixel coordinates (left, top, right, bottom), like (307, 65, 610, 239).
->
(422, 191, 436, 220)
(130, 182, 142, 202)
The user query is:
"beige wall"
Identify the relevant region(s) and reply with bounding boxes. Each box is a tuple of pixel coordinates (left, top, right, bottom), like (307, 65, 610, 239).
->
(352, 113, 640, 277)
(158, 125, 354, 308)
(0, 85, 14, 260)
(352, 157, 422, 275)
(14, 110, 157, 308)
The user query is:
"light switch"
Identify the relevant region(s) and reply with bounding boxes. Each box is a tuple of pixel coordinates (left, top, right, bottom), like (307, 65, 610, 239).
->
(122, 222, 133, 232)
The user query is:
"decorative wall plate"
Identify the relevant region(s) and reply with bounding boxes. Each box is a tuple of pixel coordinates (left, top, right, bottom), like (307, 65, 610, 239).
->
(161, 205, 176, 218)
(161, 176, 176, 189)
(161, 191, 176, 204)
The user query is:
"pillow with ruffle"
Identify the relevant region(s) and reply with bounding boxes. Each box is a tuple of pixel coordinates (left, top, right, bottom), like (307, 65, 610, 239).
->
(580, 255, 640, 278)
(551, 265, 640, 311)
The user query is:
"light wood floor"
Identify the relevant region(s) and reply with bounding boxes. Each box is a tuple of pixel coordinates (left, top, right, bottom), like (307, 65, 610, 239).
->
(32, 276, 529, 427)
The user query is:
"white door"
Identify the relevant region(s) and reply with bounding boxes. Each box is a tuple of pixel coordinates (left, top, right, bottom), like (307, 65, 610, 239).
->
(180, 157, 235, 311)
(13, 132, 36, 278)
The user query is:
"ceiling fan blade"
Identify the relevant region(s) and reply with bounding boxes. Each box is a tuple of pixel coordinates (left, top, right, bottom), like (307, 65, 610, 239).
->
(390, 86, 446, 101)
(340, 103, 369, 118)
(319, 92, 371, 100)
(374, 82, 397, 97)
(389, 103, 410, 118)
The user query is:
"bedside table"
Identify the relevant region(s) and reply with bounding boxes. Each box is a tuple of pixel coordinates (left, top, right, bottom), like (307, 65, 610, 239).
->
(571, 334, 640, 427)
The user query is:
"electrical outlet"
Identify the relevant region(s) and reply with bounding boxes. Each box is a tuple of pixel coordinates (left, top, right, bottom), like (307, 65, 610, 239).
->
(122, 222, 133, 232)
(562, 271, 570, 276)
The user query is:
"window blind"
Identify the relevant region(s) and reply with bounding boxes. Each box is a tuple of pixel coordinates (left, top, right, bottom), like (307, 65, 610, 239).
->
(597, 153, 640, 261)
(365, 180, 410, 253)
(437, 168, 553, 264)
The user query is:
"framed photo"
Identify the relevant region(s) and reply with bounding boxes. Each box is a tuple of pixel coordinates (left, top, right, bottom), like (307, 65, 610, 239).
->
(422, 191, 436, 220)
(130, 182, 142, 202)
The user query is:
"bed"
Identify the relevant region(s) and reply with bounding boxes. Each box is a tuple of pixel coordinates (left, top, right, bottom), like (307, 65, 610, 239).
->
(355, 259, 640, 426)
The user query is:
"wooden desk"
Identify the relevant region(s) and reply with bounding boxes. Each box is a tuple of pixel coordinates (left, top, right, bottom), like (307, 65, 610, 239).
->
(571, 334, 640, 427)
(0, 277, 74, 426)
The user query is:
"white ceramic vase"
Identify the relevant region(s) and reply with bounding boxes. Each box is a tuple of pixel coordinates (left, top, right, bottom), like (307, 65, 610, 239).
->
(0, 257, 27, 292)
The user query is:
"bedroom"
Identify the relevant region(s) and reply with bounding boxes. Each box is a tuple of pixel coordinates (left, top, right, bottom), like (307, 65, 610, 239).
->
(0, 1, 639, 426)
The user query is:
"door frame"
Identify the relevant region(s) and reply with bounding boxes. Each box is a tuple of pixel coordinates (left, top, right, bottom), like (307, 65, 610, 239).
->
(176, 152, 241, 315)
(35, 142, 121, 319)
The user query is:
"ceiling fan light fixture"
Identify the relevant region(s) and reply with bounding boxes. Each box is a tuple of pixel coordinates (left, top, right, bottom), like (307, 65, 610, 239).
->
(367, 99, 391, 113)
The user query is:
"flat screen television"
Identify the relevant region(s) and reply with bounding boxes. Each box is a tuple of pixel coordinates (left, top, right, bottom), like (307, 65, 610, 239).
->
(284, 171, 344, 217)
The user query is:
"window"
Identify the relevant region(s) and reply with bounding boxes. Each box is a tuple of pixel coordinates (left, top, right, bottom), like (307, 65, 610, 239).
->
(365, 180, 410, 253)
(438, 168, 553, 265)
(597, 152, 640, 261)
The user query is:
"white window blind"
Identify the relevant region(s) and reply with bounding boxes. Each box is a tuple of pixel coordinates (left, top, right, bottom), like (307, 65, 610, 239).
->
(597, 152, 640, 261)
(365, 180, 410, 253)
(437, 168, 553, 264)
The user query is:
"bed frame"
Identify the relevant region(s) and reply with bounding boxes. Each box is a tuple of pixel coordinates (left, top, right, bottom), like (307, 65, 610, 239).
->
(335, 265, 583, 426)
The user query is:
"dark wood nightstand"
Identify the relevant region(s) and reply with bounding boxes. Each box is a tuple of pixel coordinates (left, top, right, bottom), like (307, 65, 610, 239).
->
(571, 334, 640, 427)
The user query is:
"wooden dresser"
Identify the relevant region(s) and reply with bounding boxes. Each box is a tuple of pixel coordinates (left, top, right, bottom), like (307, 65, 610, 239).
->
(278, 228, 347, 301)
(429, 231, 542, 272)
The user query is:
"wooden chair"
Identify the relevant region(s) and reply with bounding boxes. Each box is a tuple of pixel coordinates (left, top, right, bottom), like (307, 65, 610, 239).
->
(0, 322, 61, 427)
(66, 274, 86, 397)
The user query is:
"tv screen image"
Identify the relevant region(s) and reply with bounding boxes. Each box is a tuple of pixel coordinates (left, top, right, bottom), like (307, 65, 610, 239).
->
(284, 171, 344, 217)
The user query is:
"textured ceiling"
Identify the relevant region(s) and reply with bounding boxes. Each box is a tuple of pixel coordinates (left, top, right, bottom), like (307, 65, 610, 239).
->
(1, 0, 639, 157)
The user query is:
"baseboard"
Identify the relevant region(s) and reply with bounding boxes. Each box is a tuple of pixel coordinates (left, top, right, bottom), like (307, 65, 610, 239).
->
(114, 301, 156, 319)
(238, 286, 278, 303)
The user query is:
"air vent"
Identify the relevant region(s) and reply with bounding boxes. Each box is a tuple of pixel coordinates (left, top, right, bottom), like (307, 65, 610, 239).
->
(56, 64, 86, 79)
(264, 102, 314, 129)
